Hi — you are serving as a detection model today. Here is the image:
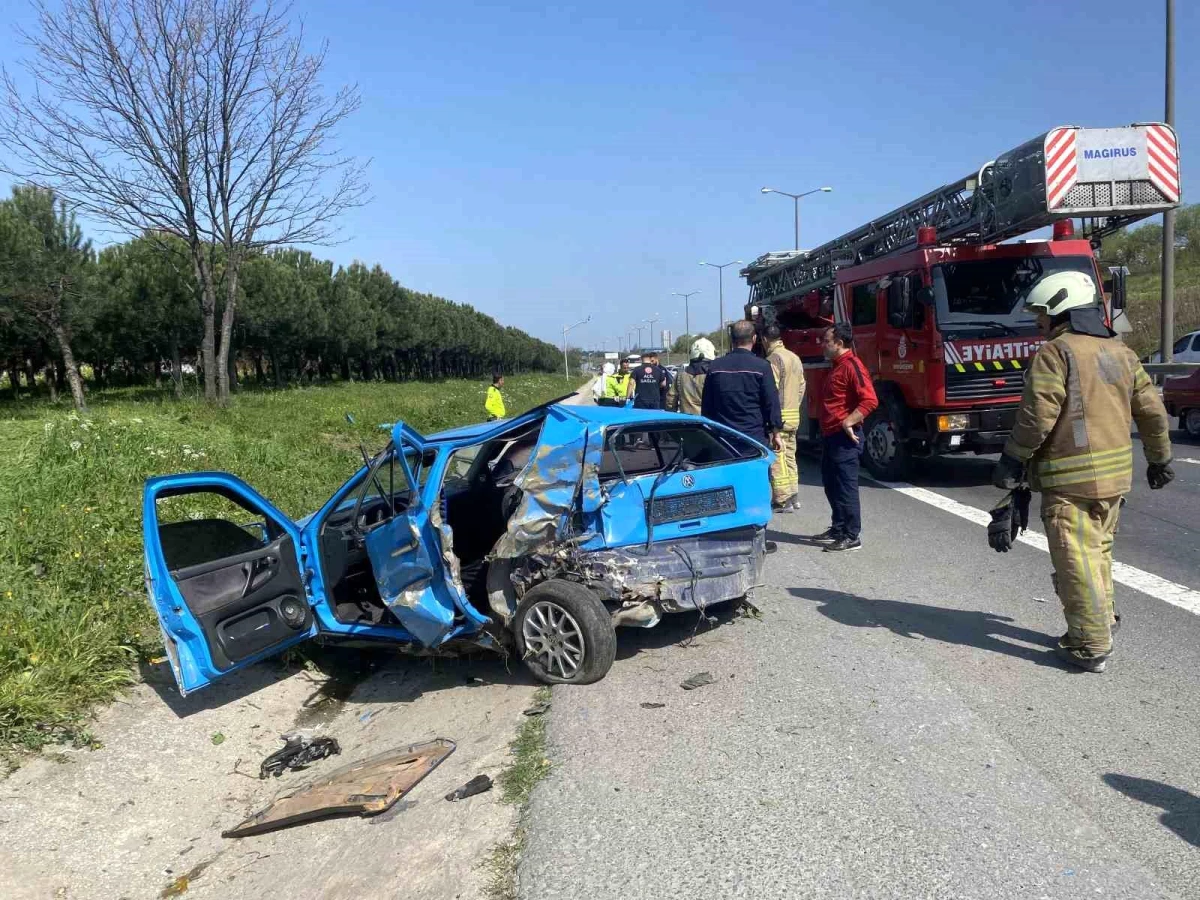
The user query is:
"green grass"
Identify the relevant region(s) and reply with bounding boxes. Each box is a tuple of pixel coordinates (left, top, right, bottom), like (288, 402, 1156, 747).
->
(484, 685, 552, 900)
(0, 376, 575, 754)
(1123, 267, 1200, 358)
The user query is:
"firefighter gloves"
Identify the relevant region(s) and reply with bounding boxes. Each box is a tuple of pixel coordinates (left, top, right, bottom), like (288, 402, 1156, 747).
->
(991, 452, 1025, 491)
(988, 487, 1031, 553)
(1147, 461, 1175, 490)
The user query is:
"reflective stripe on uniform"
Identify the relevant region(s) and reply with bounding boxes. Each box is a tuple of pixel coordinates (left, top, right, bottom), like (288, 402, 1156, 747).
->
(1036, 445, 1131, 474)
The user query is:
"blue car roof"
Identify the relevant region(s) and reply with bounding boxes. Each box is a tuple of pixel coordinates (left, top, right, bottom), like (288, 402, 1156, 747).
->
(419, 404, 695, 443)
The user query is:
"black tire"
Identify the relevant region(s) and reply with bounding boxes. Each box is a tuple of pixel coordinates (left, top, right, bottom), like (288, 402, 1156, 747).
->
(1184, 409, 1200, 439)
(514, 579, 616, 685)
(863, 393, 912, 480)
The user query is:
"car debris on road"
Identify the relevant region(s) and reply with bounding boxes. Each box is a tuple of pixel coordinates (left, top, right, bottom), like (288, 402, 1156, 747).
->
(259, 734, 342, 779)
(445, 774, 493, 801)
(223, 738, 456, 838)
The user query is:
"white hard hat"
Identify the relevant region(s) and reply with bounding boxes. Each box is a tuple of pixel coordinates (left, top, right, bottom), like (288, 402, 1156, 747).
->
(690, 337, 716, 360)
(602, 362, 615, 376)
(1023, 271, 1100, 317)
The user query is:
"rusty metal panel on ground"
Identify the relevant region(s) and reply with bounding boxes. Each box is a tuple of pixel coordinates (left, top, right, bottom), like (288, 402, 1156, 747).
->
(223, 738, 456, 838)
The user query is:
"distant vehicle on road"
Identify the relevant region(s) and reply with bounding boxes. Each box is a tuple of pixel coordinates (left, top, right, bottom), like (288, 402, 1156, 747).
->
(1163, 367, 1200, 438)
(1142, 330, 1200, 365)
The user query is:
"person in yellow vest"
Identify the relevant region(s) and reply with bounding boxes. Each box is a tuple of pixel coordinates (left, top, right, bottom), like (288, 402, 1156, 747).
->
(610, 359, 633, 406)
(485, 372, 507, 421)
(992, 271, 1174, 673)
(666, 337, 715, 414)
(763, 324, 806, 512)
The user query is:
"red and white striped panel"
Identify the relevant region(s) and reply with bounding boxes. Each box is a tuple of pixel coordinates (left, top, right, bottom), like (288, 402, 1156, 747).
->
(1145, 124, 1180, 202)
(1045, 127, 1079, 209)
(833, 284, 849, 325)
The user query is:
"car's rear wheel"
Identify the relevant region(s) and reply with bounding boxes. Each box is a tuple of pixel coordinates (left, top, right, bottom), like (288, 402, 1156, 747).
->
(1184, 408, 1200, 438)
(514, 579, 616, 685)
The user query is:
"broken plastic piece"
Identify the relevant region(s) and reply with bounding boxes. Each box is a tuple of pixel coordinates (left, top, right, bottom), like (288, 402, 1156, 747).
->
(223, 738, 456, 837)
(259, 734, 341, 779)
(523, 700, 551, 716)
(680, 672, 715, 691)
(445, 774, 493, 801)
(640, 702, 666, 709)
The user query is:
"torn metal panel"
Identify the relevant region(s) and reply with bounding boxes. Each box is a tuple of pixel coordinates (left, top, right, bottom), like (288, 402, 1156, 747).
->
(491, 408, 592, 559)
(223, 738, 456, 838)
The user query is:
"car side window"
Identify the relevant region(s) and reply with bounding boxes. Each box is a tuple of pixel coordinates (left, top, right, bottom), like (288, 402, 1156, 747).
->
(599, 426, 738, 479)
(1174, 334, 1192, 354)
(1191, 334, 1200, 353)
(156, 492, 274, 572)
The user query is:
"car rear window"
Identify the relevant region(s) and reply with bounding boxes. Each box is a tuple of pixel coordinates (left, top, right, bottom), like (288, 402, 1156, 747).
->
(599, 425, 750, 479)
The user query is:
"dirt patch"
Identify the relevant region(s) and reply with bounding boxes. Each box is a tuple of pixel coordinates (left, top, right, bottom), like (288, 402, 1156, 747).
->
(0, 651, 540, 900)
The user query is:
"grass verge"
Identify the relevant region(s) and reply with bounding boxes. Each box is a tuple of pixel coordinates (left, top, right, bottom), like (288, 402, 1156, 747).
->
(483, 685, 552, 900)
(0, 376, 575, 755)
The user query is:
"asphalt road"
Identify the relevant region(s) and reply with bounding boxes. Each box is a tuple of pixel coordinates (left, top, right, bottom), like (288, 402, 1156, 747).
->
(893, 426, 1200, 592)
(519, 429, 1200, 899)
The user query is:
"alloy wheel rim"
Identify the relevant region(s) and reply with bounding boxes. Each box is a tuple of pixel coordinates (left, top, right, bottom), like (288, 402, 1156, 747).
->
(522, 600, 585, 679)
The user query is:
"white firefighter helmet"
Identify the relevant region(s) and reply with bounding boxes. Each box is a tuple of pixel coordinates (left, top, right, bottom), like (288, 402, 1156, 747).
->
(1023, 270, 1100, 317)
(689, 337, 716, 360)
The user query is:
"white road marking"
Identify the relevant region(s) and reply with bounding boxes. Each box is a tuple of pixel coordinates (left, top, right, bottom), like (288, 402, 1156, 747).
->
(1178, 458, 1200, 466)
(867, 476, 1200, 616)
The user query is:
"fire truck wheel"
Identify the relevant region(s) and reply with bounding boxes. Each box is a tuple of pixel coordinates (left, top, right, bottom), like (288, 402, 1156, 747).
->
(863, 394, 912, 480)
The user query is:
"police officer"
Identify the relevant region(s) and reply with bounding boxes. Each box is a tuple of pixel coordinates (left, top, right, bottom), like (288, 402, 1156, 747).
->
(666, 337, 714, 414)
(629, 352, 668, 410)
(992, 271, 1174, 673)
(611, 358, 633, 405)
(763, 324, 806, 512)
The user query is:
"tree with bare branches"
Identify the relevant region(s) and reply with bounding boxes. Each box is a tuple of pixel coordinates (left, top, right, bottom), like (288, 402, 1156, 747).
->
(0, 0, 368, 403)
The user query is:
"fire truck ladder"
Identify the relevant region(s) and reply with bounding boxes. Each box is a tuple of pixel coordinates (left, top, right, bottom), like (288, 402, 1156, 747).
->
(743, 124, 1180, 310)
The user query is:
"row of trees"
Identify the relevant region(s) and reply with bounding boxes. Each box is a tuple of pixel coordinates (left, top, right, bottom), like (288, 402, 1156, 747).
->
(0, 185, 563, 408)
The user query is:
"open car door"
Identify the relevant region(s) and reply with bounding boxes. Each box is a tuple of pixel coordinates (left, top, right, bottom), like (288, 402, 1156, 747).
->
(142, 473, 320, 696)
(360, 423, 461, 647)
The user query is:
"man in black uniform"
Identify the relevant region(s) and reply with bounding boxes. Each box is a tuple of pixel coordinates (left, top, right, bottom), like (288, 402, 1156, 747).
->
(701, 321, 783, 452)
(629, 352, 668, 410)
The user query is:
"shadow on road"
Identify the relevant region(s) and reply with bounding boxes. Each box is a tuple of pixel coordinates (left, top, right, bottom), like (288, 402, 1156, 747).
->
(1103, 774, 1200, 847)
(788, 587, 1071, 670)
(614, 602, 743, 661)
(140, 644, 540, 721)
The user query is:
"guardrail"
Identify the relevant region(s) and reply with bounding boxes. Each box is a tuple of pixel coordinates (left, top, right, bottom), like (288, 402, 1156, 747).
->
(1143, 362, 1200, 377)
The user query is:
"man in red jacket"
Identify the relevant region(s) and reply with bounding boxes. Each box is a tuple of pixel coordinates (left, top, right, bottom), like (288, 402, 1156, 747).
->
(815, 323, 878, 551)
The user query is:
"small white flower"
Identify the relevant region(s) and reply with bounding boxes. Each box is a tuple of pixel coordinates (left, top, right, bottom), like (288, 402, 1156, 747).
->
(44, 422, 54, 433)
(131, 418, 143, 425)
(69, 441, 82, 451)
(79, 421, 92, 431)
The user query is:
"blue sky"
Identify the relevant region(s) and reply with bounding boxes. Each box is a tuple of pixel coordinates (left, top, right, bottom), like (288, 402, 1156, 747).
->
(1, 0, 1195, 349)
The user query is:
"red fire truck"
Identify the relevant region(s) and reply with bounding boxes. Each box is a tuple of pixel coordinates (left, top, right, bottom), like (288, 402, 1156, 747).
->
(743, 123, 1181, 480)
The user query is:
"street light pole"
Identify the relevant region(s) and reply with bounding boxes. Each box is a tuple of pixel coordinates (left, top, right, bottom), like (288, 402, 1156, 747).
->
(760, 186, 832, 251)
(1161, 0, 1176, 363)
(672, 291, 702, 344)
(701, 260, 743, 352)
(562, 316, 589, 380)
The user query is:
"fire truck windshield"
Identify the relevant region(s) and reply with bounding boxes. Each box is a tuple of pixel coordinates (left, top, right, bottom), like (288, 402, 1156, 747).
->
(931, 254, 1096, 335)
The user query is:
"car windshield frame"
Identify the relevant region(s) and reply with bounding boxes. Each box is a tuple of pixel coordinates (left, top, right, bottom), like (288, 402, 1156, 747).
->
(931, 254, 1098, 334)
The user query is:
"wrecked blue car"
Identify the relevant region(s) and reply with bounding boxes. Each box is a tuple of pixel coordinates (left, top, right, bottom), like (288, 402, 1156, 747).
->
(143, 399, 773, 693)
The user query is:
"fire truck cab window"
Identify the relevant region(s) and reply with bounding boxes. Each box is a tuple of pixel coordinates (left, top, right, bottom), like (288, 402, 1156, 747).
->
(851, 283, 877, 326)
(932, 255, 1094, 329)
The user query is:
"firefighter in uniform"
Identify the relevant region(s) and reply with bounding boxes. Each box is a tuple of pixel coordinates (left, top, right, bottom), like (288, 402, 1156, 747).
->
(764, 324, 806, 511)
(992, 271, 1174, 673)
(666, 337, 715, 414)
